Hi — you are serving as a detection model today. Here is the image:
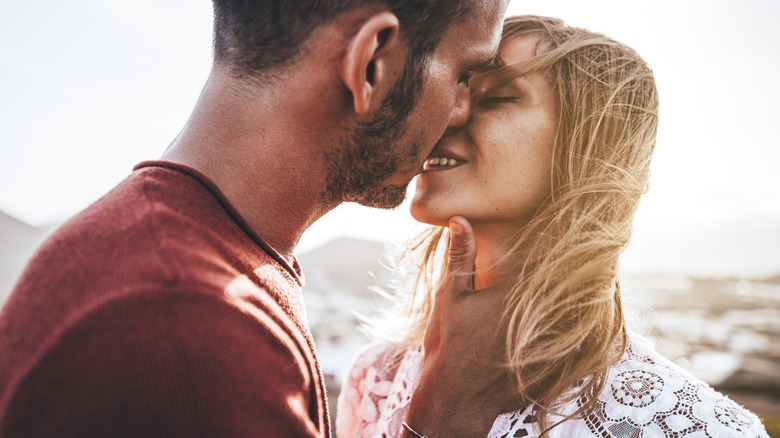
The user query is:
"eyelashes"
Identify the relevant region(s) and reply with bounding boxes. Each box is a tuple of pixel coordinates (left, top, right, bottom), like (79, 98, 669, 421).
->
(474, 96, 520, 108)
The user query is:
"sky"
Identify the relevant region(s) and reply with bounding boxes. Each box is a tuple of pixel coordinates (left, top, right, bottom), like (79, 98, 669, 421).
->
(1, 1, 779, 278)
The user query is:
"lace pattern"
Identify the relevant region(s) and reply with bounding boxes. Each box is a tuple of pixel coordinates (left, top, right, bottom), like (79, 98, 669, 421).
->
(337, 343, 422, 438)
(337, 332, 769, 438)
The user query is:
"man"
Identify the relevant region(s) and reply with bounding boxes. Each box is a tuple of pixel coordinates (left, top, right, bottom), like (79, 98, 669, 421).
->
(0, 1, 512, 436)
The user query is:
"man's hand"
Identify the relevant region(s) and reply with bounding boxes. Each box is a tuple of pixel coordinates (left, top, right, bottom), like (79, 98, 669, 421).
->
(404, 216, 523, 437)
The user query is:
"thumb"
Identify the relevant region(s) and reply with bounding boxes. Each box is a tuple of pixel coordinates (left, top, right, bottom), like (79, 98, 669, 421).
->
(442, 216, 477, 294)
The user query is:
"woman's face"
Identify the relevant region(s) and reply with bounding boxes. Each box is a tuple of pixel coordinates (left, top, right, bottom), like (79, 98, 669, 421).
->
(410, 33, 556, 231)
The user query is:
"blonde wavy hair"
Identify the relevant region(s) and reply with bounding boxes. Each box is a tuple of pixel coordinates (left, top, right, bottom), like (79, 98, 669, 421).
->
(368, 15, 658, 435)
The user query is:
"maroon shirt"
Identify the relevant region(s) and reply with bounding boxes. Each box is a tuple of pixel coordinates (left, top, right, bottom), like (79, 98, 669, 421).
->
(0, 162, 329, 437)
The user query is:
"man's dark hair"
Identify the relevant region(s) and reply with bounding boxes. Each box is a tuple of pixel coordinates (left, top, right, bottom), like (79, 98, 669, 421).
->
(212, 0, 474, 77)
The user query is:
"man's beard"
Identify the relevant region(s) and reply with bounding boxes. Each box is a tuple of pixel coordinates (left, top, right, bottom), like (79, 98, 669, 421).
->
(323, 117, 424, 209)
(323, 55, 428, 210)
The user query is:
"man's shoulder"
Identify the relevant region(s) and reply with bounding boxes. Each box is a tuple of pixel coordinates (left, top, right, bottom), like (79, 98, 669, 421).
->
(20, 164, 241, 286)
(35, 165, 197, 253)
(1, 165, 259, 374)
(64, 164, 211, 243)
(11, 170, 186, 296)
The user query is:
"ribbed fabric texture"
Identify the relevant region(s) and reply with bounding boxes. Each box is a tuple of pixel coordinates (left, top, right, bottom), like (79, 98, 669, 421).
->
(0, 162, 329, 437)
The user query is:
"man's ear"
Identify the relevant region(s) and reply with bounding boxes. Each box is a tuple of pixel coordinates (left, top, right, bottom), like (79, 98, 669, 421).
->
(340, 12, 400, 115)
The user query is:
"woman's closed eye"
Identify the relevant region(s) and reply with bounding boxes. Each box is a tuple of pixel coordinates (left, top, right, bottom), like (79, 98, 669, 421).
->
(475, 95, 521, 109)
(472, 75, 535, 110)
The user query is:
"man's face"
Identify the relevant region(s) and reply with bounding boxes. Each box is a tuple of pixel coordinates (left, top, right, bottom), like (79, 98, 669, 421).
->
(324, 1, 508, 209)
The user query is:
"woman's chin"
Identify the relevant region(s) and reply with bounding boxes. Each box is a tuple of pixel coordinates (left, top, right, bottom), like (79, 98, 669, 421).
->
(410, 204, 455, 228)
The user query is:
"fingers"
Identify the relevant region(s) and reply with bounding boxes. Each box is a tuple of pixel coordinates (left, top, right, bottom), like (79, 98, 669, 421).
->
(441, 216, 477, 295)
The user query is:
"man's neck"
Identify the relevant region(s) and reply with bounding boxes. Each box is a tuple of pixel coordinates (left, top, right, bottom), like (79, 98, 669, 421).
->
(161, 70, 347, 261)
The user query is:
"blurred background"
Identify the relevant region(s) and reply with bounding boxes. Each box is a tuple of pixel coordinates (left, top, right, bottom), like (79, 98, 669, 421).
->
(1, 0, 778, 435)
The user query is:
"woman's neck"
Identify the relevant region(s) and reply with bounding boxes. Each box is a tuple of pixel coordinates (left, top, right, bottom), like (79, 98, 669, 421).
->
(471, 223, 533, 291)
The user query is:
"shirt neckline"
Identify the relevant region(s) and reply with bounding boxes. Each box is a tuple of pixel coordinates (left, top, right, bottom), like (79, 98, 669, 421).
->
(133, 160, 304, 286)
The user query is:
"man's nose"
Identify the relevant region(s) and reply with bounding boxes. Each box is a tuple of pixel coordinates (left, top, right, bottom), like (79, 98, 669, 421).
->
(447, 82, 472, 129)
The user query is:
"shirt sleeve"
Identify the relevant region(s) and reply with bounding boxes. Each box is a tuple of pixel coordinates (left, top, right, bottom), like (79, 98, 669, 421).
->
(0, 290, 323, 437)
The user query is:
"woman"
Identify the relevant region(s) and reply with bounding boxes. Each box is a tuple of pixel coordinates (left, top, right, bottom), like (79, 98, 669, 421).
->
(337, 15, 768, 438)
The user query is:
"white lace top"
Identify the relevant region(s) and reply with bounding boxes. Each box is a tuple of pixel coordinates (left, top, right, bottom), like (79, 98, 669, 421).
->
(336, 332, 768, 437)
